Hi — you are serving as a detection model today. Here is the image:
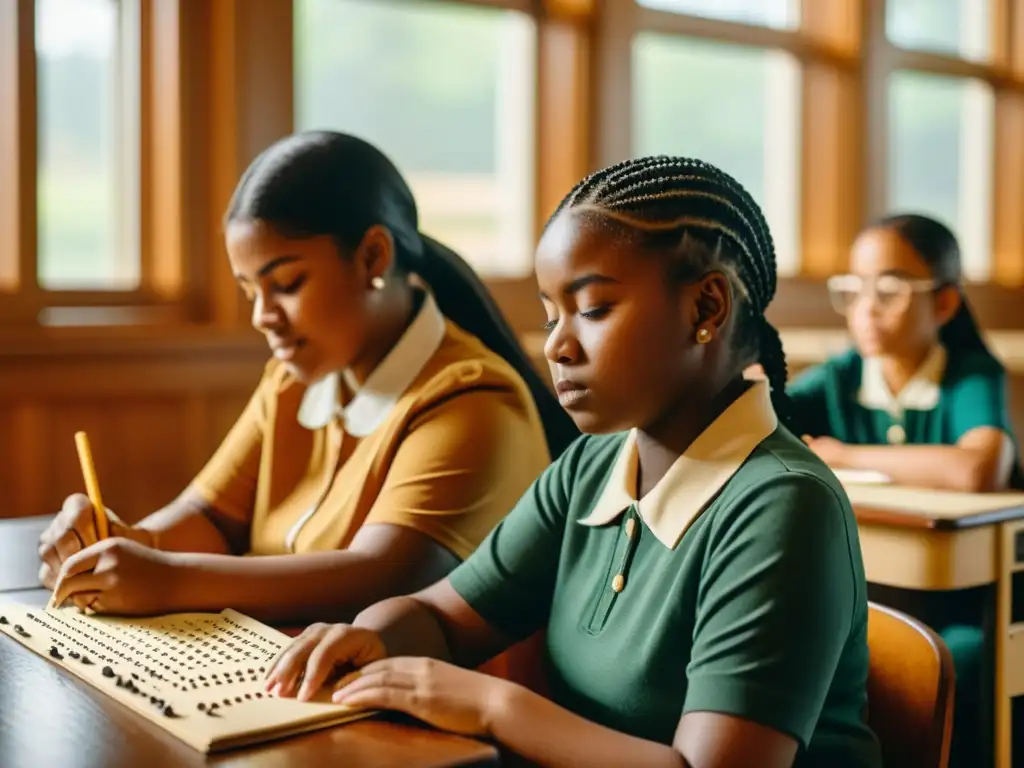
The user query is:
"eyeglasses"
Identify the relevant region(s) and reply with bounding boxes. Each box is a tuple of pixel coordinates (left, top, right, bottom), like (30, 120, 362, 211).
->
(826, 273, 937, 316)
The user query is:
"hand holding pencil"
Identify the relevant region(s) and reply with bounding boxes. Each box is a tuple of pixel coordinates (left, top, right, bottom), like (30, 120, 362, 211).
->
(38, 432, 127, 600)
(45, 433, 110, 609)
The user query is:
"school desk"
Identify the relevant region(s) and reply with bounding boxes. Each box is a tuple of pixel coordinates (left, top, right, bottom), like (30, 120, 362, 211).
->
(0, 517, 498, 768)
(844, 482, 1024, 768)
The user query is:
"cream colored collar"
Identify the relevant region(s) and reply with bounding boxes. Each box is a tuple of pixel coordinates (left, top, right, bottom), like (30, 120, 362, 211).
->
(857, 344, 946, 416)
(578, 380, 778, 550)
(297, 290, 446, 436)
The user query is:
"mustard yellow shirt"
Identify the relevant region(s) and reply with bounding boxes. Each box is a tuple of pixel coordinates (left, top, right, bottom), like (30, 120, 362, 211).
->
(190, 291, 550, 559)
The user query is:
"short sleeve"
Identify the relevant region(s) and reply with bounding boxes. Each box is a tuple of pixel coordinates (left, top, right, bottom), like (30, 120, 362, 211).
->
(363, 388, 551, 562)
(446, 437, 584, 642)
(189, 365, 273, 524)
(787, 364, 833, 438)
(946, 359, 1013, 442)
(684, 473, 859, 749)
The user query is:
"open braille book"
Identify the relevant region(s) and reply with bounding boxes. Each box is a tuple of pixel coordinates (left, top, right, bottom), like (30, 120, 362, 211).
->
(0, 599, 372, 752)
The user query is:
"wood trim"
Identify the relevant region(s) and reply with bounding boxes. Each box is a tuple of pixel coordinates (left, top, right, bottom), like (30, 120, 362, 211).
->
(590, 0, 634, 167)
(992, 91, 1024, 285)
(535, 11, 592, 231)
(992, 0, 1013, 68)
(144, 0, 185, 303)
(861, 0, 890, 222)
(202, 0, 294, 329)
(541, 0, 593, 20)
(0, 0, 36, 306)
(0, 325, 264, 360)
(635, 7, 853, 65)
(765, 278, 1024, 330)
(888, 48, 1017, 84)
(442, 0, 535, 11)
(1013, 0, 1024, 76)
(799, 0, 861, 277)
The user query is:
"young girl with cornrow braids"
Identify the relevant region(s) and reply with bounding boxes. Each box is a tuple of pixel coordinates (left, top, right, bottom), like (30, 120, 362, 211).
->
(266, 157, 882, 768)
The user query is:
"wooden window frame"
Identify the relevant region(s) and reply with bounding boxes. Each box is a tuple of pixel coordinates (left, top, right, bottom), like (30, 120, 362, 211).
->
(580, 0, 1024, 332)
(3, 0, 1023, 339)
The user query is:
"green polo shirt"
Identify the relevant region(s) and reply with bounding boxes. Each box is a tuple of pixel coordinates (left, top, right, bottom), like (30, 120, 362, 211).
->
(789, 346, 1013, 444)
(448, 381, 881, 766)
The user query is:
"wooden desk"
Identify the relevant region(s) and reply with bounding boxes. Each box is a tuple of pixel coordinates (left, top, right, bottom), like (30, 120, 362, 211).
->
(0, 520, 499, 768)
(845, 483, 1024, 768)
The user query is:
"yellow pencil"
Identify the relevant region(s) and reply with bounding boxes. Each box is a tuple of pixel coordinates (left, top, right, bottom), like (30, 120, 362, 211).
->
(74, 431, 109, 541)
(48, 432, 109, 611)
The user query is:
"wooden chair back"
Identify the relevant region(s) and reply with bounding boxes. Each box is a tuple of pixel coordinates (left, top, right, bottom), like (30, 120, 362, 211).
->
(867, 601, 956, 768)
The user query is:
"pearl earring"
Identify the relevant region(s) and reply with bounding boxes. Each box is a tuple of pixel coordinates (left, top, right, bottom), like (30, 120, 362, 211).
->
(370, 276, 385, 291)
(696, 327, 712, 345)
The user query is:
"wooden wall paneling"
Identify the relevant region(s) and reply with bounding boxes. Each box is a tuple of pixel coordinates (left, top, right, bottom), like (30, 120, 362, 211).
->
(0, 403, 48, 518)
(41, 398, 188, 523)
(0, 331, 269, 519)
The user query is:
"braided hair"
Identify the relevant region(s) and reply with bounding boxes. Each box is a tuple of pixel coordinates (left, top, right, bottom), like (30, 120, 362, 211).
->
(548, 155, 796, 431)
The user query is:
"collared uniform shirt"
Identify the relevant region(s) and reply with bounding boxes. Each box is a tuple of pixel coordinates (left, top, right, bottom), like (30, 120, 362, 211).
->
(190, 291, 550, 558)
(788, 345, 1021, 473)
(448, 381, 882, 766)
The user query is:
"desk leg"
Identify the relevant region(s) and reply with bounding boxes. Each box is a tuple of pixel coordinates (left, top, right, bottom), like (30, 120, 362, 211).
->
(995, 521, 1024, 768)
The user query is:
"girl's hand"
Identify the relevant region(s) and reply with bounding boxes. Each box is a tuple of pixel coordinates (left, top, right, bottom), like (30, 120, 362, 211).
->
(334, 657, 516, 737)
(39, 493, 151, 591)
(266, 622, 389, 701)
(50, 538, 186, 616)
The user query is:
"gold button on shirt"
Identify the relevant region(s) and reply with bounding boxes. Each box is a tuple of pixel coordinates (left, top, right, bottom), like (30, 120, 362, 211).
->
(189, 293, 550, 559)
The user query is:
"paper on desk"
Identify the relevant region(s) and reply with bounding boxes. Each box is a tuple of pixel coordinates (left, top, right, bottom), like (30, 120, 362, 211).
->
(0, 600, 373, 753)
(832, 469, 893, 486)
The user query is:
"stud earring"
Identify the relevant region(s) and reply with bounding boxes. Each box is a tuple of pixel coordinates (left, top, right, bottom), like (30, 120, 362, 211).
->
(696, 327, 712, 345)
(370, 276, 385, 291)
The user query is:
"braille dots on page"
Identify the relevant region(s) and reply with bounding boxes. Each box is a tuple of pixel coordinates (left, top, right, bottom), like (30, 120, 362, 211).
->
(0, 600, 372, 752)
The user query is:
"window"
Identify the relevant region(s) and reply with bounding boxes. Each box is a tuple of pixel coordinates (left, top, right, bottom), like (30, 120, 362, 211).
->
(294, 0, 536, 277)
(35, 0, 138, 290)
(887, 71, 994, 281)
(886, 0, 989, 62)
(632, 34, 802, 275)
(636, 0, 798, 30)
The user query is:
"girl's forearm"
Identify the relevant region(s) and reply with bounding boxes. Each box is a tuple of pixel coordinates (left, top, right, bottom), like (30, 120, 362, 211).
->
(837, 444, 999, 492)
(171, 550, 426, 625)
(489, 684, 685, 768)
(352, 595, 455, 662)
(136, 490, 244, 555)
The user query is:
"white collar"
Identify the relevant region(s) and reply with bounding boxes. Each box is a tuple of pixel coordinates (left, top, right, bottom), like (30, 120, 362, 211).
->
(577, 380, 778, 550)
(296, 290, 447, 436)
(857, 345, 946, 416)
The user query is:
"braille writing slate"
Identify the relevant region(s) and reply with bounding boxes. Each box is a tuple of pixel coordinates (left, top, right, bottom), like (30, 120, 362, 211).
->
(0, 599, 372, 753)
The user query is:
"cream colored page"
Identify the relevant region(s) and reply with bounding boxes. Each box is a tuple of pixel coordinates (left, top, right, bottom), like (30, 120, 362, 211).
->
(0, 601, 371, 753)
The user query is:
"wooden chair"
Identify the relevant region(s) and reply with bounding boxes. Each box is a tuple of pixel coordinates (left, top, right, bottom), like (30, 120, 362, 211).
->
(867, 601, 956, 768)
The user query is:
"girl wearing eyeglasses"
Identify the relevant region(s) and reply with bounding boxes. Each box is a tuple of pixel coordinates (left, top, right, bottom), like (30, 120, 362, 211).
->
(788, 212, 1022, 767)
(789, 213, 1022, 492)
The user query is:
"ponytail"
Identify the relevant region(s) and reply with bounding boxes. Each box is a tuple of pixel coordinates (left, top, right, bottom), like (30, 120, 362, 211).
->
(939, 292, 1002, 368)
(414, 235, 580, 459)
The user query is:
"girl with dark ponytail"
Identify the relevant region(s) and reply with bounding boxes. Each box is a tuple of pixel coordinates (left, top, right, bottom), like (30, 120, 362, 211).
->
(790, 212, 1023, 491)
(789, 212, 1020, 766)
(268, 156, 882, 768)
(39, 131, 574, 626)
